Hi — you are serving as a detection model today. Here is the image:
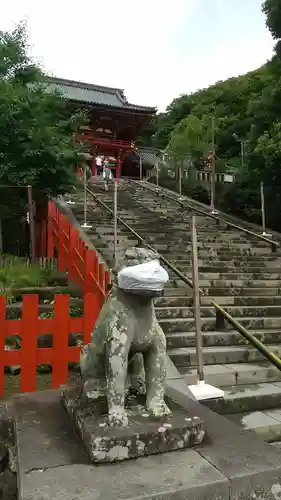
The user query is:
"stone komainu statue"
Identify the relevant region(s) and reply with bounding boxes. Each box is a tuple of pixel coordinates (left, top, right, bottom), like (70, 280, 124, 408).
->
(80, 247, 171, 427)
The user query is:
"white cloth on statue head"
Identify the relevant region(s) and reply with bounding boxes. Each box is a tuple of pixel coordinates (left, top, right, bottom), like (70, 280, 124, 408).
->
(117, 260, 169, 291)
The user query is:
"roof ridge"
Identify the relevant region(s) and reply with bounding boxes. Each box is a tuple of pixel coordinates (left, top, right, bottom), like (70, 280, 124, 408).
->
(46, 75, 157, 112)
(46, 75, 125, 96)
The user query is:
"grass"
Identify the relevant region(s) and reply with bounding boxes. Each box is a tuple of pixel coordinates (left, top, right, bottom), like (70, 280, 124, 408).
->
(0, 265, 46, 289)
(0, 255, 65, 302)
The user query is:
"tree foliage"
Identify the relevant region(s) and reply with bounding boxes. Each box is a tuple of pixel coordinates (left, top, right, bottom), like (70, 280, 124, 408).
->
(0, 24, 88, 252)
(263, 0, 281, 54)
(138, 4, 281, 231)
(169, 114, 212, 160)
(0, 25, 87, 213)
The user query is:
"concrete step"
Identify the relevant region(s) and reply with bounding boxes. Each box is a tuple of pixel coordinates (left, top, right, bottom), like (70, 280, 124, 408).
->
(156, 305, 281, 319)
(154, 239, 272, 250)
(165, 278, 281, 289)
(202, 287, 281, 296)
(168, 254, 280, 263)
(138, 237, 272, 248)
(181, 363, 281, 388)
(162, 287, 192, 297)
(13, 390, 90, 499)
(165, 330, 281, 349)
(168, 345, 281, 367)
(155, 295, 281, 307)
(180, 265, 281, 273)
(169, 269, 281, 280)
(226, 409, 281, 443)
(160, 248, 273, 257)
(189, 272, 281, 280)
(203, 382, 281, 414)
(170, 258, 281, 269)
(160, 316, 281, 333)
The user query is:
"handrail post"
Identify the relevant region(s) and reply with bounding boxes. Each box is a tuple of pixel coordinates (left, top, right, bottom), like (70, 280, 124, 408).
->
(191, 216, 204, 383)
(260, 181, 271, 238)
(188, 216, 224, 400)
(210, 116, 218, 215)
(81, 164, 92, 229)
(139, 154, 143, 181)
(156, 160, 159, 190)
(113, 179, 118, 268)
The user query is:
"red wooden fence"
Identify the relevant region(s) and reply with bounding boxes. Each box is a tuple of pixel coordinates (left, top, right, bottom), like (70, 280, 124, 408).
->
(0, 201, 111, 396)
(0, 293, 98, 395)
(46, 200, 111, 322)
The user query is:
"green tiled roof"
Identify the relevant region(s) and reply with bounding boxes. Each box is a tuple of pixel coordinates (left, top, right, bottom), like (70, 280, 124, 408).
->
(139, 148, 158, 166)
(46, 77, 156, 113)
(130, 147, 160, 166)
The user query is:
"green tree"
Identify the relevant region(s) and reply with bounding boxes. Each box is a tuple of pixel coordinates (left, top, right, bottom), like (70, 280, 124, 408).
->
(0, 24, 87, 252)
(169, 114, 212, 161)
(263, 0, 281, 54)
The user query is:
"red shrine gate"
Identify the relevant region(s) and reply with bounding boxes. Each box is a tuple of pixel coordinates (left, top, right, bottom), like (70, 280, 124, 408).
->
(46, 77, 157, 178)
(76, 134, 135, 178)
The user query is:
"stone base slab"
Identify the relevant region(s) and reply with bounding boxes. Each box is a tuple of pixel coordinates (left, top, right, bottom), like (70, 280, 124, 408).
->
(61, 384, 205, 463)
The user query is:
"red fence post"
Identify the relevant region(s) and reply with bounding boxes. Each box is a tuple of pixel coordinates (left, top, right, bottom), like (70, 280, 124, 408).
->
(0, 296, 5, 397)
(84, 249, 96, 294)
(68, 226, 77, 281)
(65, 218, 71, 272)
(61, 215, 69, 272)
(81, 241, 87, 288)
(52, 295, 70, 388)
(20, 295, 39, 393)
(57, 213, 65, 271)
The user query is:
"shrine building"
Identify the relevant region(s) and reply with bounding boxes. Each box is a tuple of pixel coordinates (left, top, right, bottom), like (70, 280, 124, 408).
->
(46, 77, 157, 178)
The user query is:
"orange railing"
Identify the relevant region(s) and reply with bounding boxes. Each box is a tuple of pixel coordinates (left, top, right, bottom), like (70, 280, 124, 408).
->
(46, 200, 111, 311)
(75, 133, 135, 149)
(0, 294, 97, 395)
(0, 200, 112, 396)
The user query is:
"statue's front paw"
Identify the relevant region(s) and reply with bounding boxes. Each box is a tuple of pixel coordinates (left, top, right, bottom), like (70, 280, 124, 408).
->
(147, 398, 171, 418)
(108, 410, 128, 428)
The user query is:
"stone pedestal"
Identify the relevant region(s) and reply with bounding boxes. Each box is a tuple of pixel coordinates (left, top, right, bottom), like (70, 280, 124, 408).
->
(61, 385, 205, 464)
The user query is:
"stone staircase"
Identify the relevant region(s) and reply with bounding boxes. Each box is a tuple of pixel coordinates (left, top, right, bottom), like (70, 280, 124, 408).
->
(69, 179, 281, 445)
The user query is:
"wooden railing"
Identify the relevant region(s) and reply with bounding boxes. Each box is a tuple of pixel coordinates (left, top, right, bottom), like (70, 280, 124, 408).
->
(75, 133, 135, 149)
(0, 200, 112, 396)
(47, 200, 111, 307)
(0, 293, 97, 395)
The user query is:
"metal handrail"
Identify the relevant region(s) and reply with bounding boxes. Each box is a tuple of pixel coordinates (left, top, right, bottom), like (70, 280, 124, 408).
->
(85, 185, 281, 372)
(130, 179, 280, 251)
(145, 177, 281, 243)
(86, 187, 197, 291)
(213, 302, 281, 370)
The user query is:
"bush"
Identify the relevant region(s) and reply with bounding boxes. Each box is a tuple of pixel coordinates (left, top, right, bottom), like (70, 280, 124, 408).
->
(0, 259, 47, 291)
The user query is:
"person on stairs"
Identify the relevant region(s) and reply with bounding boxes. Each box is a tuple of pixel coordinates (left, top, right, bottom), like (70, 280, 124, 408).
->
(96, 154, 103, 176)
(102, 158, 113, 191)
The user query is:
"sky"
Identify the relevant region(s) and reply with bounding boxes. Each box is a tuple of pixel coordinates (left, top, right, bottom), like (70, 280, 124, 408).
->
(0, 0, 275, 111)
